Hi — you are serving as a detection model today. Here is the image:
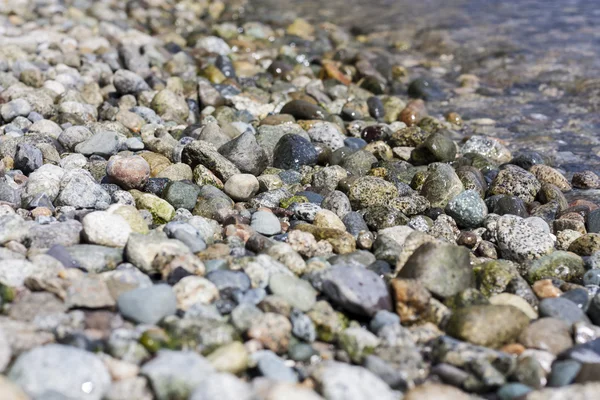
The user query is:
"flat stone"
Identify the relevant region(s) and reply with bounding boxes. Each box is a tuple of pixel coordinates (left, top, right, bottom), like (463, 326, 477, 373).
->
(397, 242, 473, 298)
(269, 273, 317, 312)
(446, 305, 530, 348)
(321, 265, 392, 317)
(519, 318, 573, 355)
(117, 284, 177, 325)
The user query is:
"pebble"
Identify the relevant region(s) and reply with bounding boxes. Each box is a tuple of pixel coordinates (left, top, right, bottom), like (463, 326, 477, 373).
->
(82, 211, 132, 247)
(141, 350, 215, 400)
(311, 361, 399, 400)
(445, 190, 488, 228)
(190, 372, 254, 400)
(117, 284, 178, 325)
(251, 210, 282, 236)
(446, 305, 530, 348)
(224, 173, 259, 202)
(106, 155, 150, 190)
(518, 318, 573, 354)
(494, 215, 555, 263)
(255, 350, 298, 383)
(273, 134, 319, 170)
(247, 312, 292, 354)
(538, 297, 591, 325)
(8, 344, 111, 400)
(269, 273, 317, 312)
(397, 241, 472, 298)
(420, 163, 464, 208)
(322, 265, 392, 317)
(0, 3, 598, 399)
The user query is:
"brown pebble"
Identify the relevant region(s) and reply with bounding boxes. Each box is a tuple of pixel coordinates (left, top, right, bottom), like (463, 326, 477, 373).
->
(457, 231, 478, 248)
(559, 212, 585, 223)
(197, 243, 231, 260)
(399, 99, 427, 127)
(31, 207, 52, 218)
(475, 240, 497, 259)
(500, 343, 526, 355)
(445, 112, 463, 126)
(5, 241, 27, 255)
(572, 171, 600, 189)
(222, 214, 250, 226)
(569, 199, 599, 211)
(391, 278, 431, 324)
(532, 279, 563, 299)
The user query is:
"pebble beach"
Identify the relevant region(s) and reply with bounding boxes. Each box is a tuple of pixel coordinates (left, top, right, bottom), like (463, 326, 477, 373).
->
(1, 0, 600, 399)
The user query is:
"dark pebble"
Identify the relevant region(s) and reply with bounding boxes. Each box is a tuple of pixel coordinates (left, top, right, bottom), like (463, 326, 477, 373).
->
(144, 178, 171, 196)
(538, 297, 591, 325)
(280, 100, 327, 120)
(510, 151, 545, 170)
(407, 78, 444, 101)
(273, 134, 319, 170)
(367, 96, 385, 119)
(561, 288, 590, 312)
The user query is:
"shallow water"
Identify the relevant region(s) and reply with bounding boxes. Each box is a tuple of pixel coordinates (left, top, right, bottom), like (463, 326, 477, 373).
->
(248, 0, 600, 178)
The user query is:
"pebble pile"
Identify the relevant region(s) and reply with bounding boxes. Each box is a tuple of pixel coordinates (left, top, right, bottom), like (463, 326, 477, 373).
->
(1, 1, 600, 399)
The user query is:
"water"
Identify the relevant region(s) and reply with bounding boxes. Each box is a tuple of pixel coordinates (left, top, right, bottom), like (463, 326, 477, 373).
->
(248, 0, 600, 179)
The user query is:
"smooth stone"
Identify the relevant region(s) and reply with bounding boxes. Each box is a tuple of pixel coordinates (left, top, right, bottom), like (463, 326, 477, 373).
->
(519, 318, 573, 355)
(321, 265, 392, 317)
(489, 293, 538, 319)
(495, 215, 555, 263)
(269, 273, 317, 312)
(251, 211, 281, 236)
(445, 190, 488, 228)
(255, 350, 298, 383)
(117, 284, 177, 325)
(8, 344, 111, 400)
(497, 383, 533, 400)
(538, 297, 591, 325)
(446, 305, 530, 348)
(206, 270, 251, 292)
(547, 360, 582, 387)
(82, 211, 132, 247)
(420, 163, 464, 208)
(224, 174, 259, 202)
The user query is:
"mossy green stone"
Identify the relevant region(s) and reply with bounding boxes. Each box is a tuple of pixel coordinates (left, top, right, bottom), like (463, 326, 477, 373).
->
(136, 193, 176, 224)
(280, 195, 309, 209)
(419, 163, 464, 208)
(206, 341, 249, 374)
(338, 328, 380, 363)
(474, 260, 520, 297)
(0, 283, 16, 303)
(527, 251, 585, 283)
(307, 301, 348, 343)
(139, 329, 177, 353)
(444, 288, 490, 310)
(348, 176, 398, 209)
